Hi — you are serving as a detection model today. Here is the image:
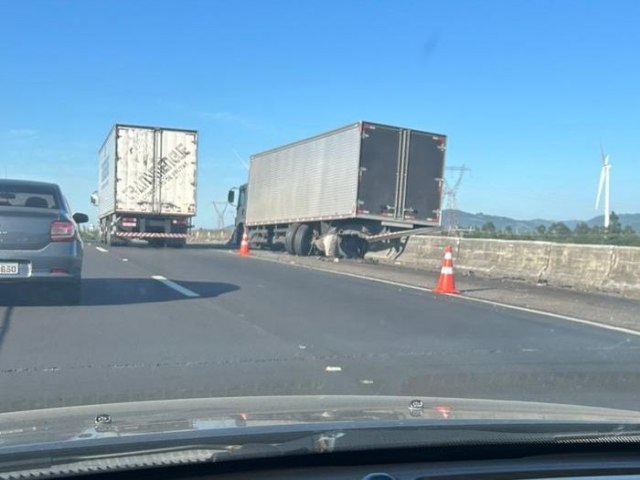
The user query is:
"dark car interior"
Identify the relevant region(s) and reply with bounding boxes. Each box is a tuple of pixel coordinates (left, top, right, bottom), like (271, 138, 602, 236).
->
(24, 196, 50, 208)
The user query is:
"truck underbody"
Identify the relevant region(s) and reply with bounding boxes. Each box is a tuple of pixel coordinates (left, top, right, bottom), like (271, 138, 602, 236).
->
(235, 218, 435, 258)
(99, 213, 191, 248)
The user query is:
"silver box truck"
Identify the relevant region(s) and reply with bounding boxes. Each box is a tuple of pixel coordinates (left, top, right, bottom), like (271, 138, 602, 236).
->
(229, 121, 446, 257)
(92, 124, 198, 247)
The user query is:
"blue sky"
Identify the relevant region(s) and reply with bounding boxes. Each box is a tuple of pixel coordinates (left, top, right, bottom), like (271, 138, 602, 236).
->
(1, 0, 638, 227)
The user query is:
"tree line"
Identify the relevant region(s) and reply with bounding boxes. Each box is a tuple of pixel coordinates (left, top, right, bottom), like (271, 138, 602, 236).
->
(460, 212, 640, 246)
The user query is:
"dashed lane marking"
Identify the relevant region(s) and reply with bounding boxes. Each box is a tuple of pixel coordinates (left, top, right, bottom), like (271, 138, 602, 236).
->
(95, 247, 108, 253)
(151, 275, 200, 298)
(325, 366, 342, 372)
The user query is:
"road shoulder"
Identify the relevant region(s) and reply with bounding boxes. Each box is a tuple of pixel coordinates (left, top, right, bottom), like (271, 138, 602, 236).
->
(239, 249, 640, 333)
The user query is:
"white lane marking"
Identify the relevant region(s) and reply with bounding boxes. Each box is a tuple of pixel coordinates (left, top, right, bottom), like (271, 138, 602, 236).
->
(96, 247, 108, 253)
(360, 379, 374, 385)
(325, 366, 342, 372)
(151, 275, 200, 298)
(122, 258, 128, 262)
(243, 254, 640, 338)
(298, 345, 307, 350)
(448, 294, 640, 338)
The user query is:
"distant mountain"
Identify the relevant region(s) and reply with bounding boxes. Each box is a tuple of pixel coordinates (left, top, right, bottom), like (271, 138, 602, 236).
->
(442, 210, 640, 232)
(586, 214, 640, 230)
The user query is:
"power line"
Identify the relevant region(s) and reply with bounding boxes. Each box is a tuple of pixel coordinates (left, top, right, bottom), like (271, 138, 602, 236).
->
(212, 201, 230, 230)
(443, 165, 470, 232)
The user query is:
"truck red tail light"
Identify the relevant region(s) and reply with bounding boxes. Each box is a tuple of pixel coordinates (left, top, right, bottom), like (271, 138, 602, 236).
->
(121, 217, 137, 227)
(50, 221, 76, 242)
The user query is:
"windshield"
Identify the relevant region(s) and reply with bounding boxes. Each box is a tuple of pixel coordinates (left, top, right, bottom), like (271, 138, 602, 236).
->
(1, 0, 640, 464)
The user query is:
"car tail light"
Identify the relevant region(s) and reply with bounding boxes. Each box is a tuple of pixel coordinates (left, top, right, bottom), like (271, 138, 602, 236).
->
(51, 221, 76, 242)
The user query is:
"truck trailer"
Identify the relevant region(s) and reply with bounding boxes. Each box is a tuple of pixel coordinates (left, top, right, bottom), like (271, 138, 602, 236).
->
(229, 121, 446, 257)
(92, 124, 198, 247)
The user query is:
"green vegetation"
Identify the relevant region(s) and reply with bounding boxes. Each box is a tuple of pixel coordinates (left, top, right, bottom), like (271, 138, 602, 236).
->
(79, 227, 100, 242)
(460, 212, 640, 246)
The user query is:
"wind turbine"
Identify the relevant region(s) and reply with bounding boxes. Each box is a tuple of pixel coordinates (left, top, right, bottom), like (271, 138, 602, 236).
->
(595, 147, 611, 229)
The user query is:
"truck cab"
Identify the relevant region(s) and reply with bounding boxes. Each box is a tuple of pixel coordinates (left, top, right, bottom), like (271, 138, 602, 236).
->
(228, 184, 247, 245)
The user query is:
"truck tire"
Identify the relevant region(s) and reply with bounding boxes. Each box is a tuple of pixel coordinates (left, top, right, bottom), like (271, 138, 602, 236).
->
(339, 236, 368, 259)
(293, 224, 314, 256)
(167, 239, 186, 248)
(106, 229, 118, 247)
(231, 224, 244, 247)
(284, 224, 300, 255)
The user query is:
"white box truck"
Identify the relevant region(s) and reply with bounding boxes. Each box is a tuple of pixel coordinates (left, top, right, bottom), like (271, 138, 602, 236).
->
(92, 124, 198, 247)
(228, 121, 446, 257)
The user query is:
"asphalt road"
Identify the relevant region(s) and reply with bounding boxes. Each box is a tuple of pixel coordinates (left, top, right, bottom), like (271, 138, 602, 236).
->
(1, 244, 640, 413)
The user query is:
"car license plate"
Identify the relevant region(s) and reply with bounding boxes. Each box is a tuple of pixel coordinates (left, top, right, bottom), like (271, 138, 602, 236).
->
(0, 263, 19, 275)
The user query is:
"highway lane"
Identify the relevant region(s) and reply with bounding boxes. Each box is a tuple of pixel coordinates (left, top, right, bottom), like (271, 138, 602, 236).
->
(1, 244, 640, 413)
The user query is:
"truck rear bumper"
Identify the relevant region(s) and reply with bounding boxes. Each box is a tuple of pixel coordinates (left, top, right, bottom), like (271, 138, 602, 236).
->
(114, 232, 188, 239)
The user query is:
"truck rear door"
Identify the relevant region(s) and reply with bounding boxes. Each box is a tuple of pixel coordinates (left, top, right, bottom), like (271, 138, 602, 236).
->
(402, 131, 446, 223)
(116, 126, 156, 214)
(357, 123, 402, 217)
(157, 130, 197, 216)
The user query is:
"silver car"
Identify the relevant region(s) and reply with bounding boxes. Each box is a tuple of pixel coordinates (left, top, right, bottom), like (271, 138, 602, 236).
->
(0, 179, 88, 304)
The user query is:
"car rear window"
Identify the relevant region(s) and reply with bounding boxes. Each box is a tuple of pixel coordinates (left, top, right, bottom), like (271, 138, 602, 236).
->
(0, 183, 60, 209)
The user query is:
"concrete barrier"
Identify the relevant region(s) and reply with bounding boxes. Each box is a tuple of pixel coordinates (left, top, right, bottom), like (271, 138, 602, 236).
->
(455, 238, 551, 283)
(188, 229, 232, 244)
(366, 235, 640, 298)
(604, 247, 640, 295)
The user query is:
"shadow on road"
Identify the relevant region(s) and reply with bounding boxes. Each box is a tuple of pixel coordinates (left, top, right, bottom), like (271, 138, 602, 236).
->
(99, 242, 234, 250)
(184, 243, 233, 250)
(0, 279, 239, 307)
(458, 287, 496, 294)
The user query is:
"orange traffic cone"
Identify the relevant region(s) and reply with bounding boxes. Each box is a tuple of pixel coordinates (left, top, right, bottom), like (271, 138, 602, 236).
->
(433, 245, 459, 294)
(238, 227, 250, 256)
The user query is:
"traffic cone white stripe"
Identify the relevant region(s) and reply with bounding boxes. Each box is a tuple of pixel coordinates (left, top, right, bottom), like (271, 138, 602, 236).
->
(444, 252, 453, 260)
(440, 266, 453, 275)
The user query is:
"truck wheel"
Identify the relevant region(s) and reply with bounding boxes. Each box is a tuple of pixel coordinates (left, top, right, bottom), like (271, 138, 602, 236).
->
(293, 224, 314, 256)
(284, 224, 300, 255)
(106, 229, 116, 247)
(231, 224, 244, 247)
(339, 236, 367, 259)
(107, 230, 126, 247)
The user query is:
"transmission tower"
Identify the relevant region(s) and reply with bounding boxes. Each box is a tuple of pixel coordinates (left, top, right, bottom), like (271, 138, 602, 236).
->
(212, 201, 230, 230)
(443, 165, 470, 232)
